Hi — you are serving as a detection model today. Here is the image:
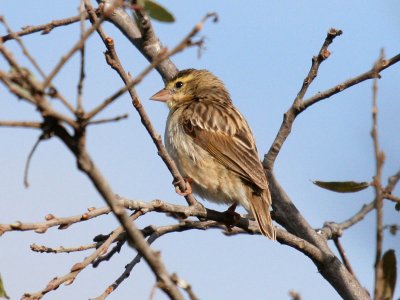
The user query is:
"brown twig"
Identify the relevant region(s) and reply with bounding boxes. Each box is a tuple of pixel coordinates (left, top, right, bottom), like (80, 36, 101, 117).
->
(385, 170, 400, 194)
(23, 134, 45, 188)
(289, 290, 302, 300)
(85, 7, 216, 208)
(0, 17, 76, 114)
(371, 61, 385, 299)
(92, 237, 126, 267)
(76, 1, 87, 115)
(302, 52, 400, 110)
(260, 29, 373, 299)
(320, 201, 375, 240)
(0, 17, 46, 79)
(104, 0, 178, 81)
(383, 193, 400, 204)
(333, 237, 355, 276)
(264, 28, 342, 170)
(0, 49, 77, 128)
(0, 206, 111, 236)
(0, 120, 41, 129)
(87, 113, 128, 125)
(41, 3, 121, 89)
(1, 14, 87, 43)
(30, 242, 97, 254)
(22, 211, 143, 300)
(84, 12, 217, 121)
(82, 2, 186, 299)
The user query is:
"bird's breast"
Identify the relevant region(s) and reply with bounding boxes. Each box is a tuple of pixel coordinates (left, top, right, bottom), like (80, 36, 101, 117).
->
(164, 110, 249, 208)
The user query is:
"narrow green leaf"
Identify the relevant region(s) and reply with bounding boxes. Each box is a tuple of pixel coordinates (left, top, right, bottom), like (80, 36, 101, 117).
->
(144, 0, 175, 23)
(381, 250, 397, 300)
(313, 180, 370, 193)
(0, 274, 10, 299)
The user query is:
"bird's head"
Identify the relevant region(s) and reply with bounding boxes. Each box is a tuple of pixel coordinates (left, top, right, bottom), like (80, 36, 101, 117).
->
(150, 69, 230, 109)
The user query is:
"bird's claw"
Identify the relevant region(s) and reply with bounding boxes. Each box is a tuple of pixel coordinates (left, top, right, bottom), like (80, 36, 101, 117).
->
(174, 177, 193, 196)
(223, 203, 241, 231)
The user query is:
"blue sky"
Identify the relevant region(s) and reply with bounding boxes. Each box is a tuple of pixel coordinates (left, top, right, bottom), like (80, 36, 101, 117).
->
(1, 1, 399, 299)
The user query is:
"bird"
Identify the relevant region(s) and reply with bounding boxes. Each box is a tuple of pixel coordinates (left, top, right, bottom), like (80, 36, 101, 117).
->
(150, 69, 275, 239)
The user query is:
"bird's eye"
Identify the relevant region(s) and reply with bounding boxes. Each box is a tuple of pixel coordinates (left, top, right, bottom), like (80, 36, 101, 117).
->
(175, 81, 184, 89)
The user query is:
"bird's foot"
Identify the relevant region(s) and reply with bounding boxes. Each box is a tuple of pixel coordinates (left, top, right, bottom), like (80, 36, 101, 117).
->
(173, 177, 193, 196)
(223, 203, 241, 232)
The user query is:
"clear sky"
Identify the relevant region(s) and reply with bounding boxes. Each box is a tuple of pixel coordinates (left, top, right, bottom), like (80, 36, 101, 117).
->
(1, 1, 399, 299)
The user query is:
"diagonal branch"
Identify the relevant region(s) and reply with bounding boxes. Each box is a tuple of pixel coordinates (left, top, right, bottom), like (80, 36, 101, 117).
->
(1, 14, 87, 43)
(264, 28, 342, 170)
(22, 211, 143, 300)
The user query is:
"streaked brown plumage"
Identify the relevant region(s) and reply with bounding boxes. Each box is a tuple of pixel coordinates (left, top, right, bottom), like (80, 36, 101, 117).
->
(150, 69, 275, 239)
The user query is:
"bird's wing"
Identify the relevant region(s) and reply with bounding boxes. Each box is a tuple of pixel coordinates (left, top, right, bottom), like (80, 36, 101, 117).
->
(181, 101, 268, 191)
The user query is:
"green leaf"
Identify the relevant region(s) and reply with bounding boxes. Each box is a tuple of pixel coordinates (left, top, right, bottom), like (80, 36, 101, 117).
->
(313, 180, 370, 193)
(395, 203, 400, 211)
(144, 0, 175, 23)
(0, 274, 10, 299)
(380, 250, 397, 300)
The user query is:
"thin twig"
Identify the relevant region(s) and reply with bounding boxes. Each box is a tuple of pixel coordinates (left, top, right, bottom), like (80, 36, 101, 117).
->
(22, 211, 143, 300)
(371, 62, 385, 299)
(0, 120, 41, 129)
(289, 290, 302, 300)
(333, 237, 355, 276)
(264, 28, 342, 170)
(302, 53, 400, 109)
(1, 14, 87, 43)
(0, 17, 76, 114)
(30, 242, 97, 254)
(383, 193, 400, 204)
(85, 7, 214, 208)
(76, 0, 87, 115)
(87, 113, 128, 125)
(0, 17, 46, 79)
(385, 170, 400, 194)
(23, 134, 45, 188)
(41, 3, 120, 89)
(84, 12, 218, 121)
(0, 206, 111, 236)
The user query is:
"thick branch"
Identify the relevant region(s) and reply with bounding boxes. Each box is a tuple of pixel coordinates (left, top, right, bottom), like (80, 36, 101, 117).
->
(101, 0, 178, 81)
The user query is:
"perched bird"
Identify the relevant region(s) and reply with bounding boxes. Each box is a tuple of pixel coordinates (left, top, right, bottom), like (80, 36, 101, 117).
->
(150, 69, 275, 239)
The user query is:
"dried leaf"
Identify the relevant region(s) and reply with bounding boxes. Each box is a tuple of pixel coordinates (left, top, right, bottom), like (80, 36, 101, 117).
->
(0, 274, 10, 299)
(378, 250, 397, 300)
(144, 0, 175, 23)
(313, 180, 369, 193)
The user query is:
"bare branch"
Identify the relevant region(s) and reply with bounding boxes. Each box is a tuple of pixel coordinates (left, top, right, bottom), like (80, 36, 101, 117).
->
(1, 14, 86, 43)
(22, 211, 143, 300)
(333, 238, 356, 276)
(302, 53, 400, 110)
(383, 193, 400, 204)
(23, 134, 45, 188)
(0, 206, 111, 236)
(87, 113, 128, 125)
(84, 6, 216, 208)
(264, 28, 342, 169)
(0, 120, 41, 129)
(84, 12, 217, 121)
(76, 0, 87, 115)
(31, 242, 97, 254)
(371, 65, 385, 299)
(102, 0, 178, 81)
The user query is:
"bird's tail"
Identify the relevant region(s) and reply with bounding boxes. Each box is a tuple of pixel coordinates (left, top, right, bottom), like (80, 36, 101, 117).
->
(249, 189, 276, 240)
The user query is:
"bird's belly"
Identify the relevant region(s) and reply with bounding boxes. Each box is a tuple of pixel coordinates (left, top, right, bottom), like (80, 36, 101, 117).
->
(165, 125, 249, 209)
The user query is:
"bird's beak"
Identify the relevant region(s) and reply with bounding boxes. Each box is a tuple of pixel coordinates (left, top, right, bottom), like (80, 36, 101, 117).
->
(150, 88, 172, 102)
